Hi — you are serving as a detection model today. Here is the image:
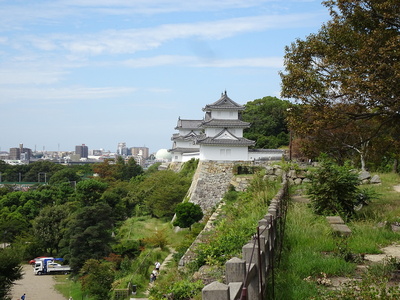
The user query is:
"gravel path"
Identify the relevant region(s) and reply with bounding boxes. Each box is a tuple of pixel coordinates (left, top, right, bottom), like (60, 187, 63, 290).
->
(10, 264, 67, 300)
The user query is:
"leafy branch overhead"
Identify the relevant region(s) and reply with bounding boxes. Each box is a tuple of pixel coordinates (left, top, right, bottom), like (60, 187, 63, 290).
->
(281, 0, 400, 170)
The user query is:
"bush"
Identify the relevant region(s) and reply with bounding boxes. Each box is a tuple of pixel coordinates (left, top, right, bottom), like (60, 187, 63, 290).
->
(307, 156, 360, 219)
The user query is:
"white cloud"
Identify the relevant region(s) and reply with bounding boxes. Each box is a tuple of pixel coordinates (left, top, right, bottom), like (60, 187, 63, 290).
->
(0, 86, 137, 102)
(123, 55, 283, 68)
(41, 13, 322, 56)
(56, 0, 273, 15)
(0, 69, 67, 85)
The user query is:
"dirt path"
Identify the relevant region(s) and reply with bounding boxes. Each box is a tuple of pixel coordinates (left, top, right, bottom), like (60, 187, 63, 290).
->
(10, 264, 67, 300)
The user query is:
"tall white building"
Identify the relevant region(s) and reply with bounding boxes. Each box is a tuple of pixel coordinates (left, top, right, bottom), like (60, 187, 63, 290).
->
(117, 142, 128, 156)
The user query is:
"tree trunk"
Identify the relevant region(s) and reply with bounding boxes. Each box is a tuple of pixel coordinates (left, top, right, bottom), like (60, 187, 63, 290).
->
(393, 158, 399, 173)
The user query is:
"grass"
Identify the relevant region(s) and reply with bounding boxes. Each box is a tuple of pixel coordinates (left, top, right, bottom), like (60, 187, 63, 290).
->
(274, 202, 355, 300)
(54, 275, 95, 300)
(274, 172, 400, 299)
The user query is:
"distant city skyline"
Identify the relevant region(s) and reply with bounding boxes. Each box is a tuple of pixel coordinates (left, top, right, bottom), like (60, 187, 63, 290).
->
(1, 143, 151, 154)
(1, 1, 331, 153)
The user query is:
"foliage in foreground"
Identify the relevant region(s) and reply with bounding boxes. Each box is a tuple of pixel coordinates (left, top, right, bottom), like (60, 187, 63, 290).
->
(0, 248, 23, 300)
(79, 259, 115, 300)
(307, 156, 360, 219)
(319, 257, 400, 300)
(281, 0, 400, 170)
(275, 171, 400, 300)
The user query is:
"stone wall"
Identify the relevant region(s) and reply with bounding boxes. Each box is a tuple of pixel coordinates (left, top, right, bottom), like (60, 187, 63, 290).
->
(170, 161, 310, 213)
(202, 176, 290, 300)
(185, 160, 235, 212)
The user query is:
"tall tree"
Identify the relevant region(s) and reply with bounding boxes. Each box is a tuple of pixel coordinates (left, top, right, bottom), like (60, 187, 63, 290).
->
(281, 0, 400, 167)
(242, 96, 290, 149)
(79, 259, 115, 300)
(32, 205, 69, 255)
(67, 202, 113, 273)
(286, 103, 383, 169)
(0, 248, 23, 300)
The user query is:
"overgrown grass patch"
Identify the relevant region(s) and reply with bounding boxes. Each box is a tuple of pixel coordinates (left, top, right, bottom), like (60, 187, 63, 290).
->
(347, 221, 400, 254)
(275, 202, 356, 299)
(275, 172, 400, 299)
(194, 178, 281, 267)
(54, 275, 95, 300)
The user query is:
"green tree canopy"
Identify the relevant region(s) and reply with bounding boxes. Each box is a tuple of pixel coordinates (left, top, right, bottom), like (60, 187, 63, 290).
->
(66, 202, 114, 273)
(127, 170, 191, 218)
(49, 168, 81, 185)
(23, 160, 64, 182)
(173, 202, 203, 230)
(75, 179, 108, 206)
(0, 247, 23, 300)
(79, 259, 115, 300)
(32, 205, 69, 255)
(281, 0, 400, 168)
(242, 96, 290, 149)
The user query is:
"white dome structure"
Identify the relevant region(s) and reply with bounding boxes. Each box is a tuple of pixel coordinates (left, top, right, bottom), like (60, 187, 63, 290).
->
(155, 149, 172, 160)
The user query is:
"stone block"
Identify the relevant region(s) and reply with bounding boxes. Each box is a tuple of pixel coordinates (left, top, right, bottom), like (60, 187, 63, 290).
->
(226, 257, 246, 283)
(370, 175, 381, 184)
(358, 170, 371, 181)
(326, 216, 344, 224)
(331, 224, 352, 236)
(228, 282, 243, 300)
(202, 281, 229, 300)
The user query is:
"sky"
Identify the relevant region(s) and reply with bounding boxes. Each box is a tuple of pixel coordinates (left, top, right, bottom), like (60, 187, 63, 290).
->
(0, 0, 331, 154)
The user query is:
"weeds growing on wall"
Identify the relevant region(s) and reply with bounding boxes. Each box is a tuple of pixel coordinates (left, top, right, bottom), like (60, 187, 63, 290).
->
(194, 175, 281, 268)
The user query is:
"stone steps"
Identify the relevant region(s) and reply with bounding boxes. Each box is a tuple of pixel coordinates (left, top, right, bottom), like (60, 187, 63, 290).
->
(326, 216, 352, 236)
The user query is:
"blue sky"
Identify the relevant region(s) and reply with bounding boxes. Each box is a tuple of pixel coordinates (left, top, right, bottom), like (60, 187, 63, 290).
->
(0, 0, 330, 154)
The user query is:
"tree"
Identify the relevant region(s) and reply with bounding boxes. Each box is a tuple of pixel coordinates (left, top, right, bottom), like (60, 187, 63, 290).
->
(32, 205, 69, 255)
(173, 202, 203, 230)
(67, 202, 114, 273)
(0, 210, 30, 243)
(281, 0, 400, 167)
(23, 160, 63, 182)
(0, 247, 23, 300)
(242, 96, 290, 149)
(286, 103, 384, 169)
(79, 259, 115, 300)
(141, 170, 191, 218)
(49, 168, 81, 185)
(307, 156, 360, 219)
(75, 179, 108, 206)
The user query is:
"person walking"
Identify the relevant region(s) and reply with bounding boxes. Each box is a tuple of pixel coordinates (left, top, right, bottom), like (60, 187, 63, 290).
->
(155, 261, 161, 271)
(21, 294, 26, 300)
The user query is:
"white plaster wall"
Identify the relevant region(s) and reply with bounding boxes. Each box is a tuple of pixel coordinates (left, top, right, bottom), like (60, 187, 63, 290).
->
(199, 145, 249, 161)
(171, 152, 182, 162)
(175, 140, 197, 148)
(182, 152, 200, 162)
(211, 110, 238, 119)
(204, 127, 243, 137)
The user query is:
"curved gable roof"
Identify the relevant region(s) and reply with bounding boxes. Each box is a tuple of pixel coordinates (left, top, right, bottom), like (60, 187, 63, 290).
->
(175, 118, 203, 130)
(196, 129, 255, 146)
(202, 91, 244, 111)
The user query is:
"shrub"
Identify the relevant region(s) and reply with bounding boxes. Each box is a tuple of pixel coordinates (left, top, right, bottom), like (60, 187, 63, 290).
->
(307, 156, 360, 219)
